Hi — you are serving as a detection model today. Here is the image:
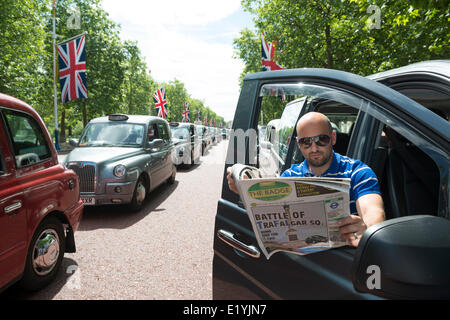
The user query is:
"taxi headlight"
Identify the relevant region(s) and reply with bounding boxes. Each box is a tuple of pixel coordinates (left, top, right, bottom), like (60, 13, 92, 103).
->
(114, 164, 127, 177)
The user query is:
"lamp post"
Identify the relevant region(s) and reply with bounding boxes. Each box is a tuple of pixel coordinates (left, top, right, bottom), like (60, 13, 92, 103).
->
(52, 0, 60, 150)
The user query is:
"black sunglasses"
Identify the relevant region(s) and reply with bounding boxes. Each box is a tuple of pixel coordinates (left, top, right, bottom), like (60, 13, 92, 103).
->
(296, 134, 331, 148)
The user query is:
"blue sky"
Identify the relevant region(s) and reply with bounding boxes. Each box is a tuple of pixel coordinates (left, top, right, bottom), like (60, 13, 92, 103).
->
(100, 0, 255, 122)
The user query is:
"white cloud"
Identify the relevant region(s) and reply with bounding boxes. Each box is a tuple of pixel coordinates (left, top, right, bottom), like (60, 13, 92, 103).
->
(100, 0, 249, 121)
(103, 0, 241, 27)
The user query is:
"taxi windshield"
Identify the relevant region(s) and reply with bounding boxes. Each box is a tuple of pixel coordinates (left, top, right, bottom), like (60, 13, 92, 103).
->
(196, 127, 204, 136)
(78, 122, 145, 147)
(170, 127, 189, 140)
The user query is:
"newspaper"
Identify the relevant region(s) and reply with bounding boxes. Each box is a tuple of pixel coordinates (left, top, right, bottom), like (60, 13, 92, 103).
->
(231, 163, 351, 259)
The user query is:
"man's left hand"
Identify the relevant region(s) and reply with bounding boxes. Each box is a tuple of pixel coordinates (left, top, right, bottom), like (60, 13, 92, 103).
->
(338, 215, 367, 247)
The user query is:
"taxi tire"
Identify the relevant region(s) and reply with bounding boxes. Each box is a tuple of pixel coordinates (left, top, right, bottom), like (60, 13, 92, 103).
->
(129, 176, 147, 212)
(190, 150, 195, 166)
(167, 166, 176, 185)
(20, 216, 65, 291)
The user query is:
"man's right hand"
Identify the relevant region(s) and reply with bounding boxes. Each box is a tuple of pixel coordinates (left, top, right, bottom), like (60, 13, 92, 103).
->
(226, 167, 239, 194)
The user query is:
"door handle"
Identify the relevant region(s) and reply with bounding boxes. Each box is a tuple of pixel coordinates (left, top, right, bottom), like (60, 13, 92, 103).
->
(4, 201, 22, 215)
(217, 229, 260, 259)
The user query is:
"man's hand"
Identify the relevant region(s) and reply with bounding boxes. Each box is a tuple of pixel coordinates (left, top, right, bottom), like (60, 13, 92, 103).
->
(340, 193, 385, 247)
(226, 167, 239, 194)
(338, 215, 367, 247)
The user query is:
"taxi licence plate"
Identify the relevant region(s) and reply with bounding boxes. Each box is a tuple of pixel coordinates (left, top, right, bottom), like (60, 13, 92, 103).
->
(81, 197, 95, 205)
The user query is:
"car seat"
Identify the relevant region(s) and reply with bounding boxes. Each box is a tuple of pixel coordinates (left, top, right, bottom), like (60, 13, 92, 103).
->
(383, 127, 439, 219)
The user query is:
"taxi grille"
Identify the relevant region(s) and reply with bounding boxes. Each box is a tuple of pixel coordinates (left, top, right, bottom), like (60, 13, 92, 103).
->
(68, 163, 96, 193)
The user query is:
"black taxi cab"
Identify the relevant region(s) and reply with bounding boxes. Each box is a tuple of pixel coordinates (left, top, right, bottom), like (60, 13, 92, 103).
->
(213, 60, 450, 300)
(66, 114, 176, 211)
(169, 122, 202, 166)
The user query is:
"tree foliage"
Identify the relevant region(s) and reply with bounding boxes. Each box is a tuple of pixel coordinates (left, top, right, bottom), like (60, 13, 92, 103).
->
(0, 0, 224, 143)
(234, 0, 449, 123)
(237, 0, 449, 75)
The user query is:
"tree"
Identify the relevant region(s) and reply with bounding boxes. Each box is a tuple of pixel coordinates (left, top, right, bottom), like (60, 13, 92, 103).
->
(163, 79, 189, 122)
(237, 0, 449, 75)
(42, 0, 128, 140)
(235, 0, 449, 123)
(0, 0, 49, 108)
(122, 41, 155, 115)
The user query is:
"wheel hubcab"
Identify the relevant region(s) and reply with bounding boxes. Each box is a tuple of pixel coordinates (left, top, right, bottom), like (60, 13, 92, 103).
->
(32, 229, 60, 276)
(136, 181, 146, 204)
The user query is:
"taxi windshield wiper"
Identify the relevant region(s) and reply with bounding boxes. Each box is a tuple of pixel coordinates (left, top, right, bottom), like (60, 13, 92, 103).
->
(85, 141, 115, 147)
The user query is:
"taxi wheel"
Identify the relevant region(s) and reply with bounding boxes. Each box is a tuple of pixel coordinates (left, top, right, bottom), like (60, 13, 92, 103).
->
(20, 216, 65, 291)
(167, 165, 176, 185)
(190, 150, 195, 166)
(129, 176, 147, 212)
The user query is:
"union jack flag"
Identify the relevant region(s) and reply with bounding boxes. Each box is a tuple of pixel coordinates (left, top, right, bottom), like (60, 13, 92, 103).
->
(153, 87, 168, 118)
(57, 34, 87, 103)
(204, 116, 207, 126)
(196, 110, 201, 122)
(182, 102, 190, 122)
(261, 32, 284, 72)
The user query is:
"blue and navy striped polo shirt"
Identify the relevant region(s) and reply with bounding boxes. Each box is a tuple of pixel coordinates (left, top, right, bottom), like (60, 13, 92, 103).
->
(281, 151, 381, 215)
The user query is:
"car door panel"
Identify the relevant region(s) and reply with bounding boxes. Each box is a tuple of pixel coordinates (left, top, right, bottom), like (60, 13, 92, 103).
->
(0, 124, 27, 289)
(214, 198, 377, 299)
(0, 184, 27, 289)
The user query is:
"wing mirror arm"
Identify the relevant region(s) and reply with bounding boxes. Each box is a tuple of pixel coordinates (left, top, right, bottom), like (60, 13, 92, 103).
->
(147, 139, 164, 150)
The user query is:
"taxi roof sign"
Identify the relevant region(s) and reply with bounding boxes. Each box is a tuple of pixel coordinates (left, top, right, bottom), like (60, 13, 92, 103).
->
(108, 114, 129, 121)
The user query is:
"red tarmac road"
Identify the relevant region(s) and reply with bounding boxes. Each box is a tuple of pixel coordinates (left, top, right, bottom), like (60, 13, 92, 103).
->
(4, 140, 228, 300)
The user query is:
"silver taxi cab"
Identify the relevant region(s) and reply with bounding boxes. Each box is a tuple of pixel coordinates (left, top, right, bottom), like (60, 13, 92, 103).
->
(66, 114, 176, 211)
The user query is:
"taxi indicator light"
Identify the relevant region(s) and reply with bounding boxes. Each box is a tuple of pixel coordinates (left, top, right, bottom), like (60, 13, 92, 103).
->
(108, 114, 129, 121)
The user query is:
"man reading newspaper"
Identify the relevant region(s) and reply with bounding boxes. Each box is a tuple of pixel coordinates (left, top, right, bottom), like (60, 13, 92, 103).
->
(227, 112, 385, 248)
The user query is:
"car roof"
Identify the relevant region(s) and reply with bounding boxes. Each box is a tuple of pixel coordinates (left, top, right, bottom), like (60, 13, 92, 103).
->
(244, 60, 450, 82)
(170, 122, 192, 127)
(88, 115, 162, 125)
(243, 63, 449, 142)
(367, 60, 450, 82)
(0, 93, 37, 115)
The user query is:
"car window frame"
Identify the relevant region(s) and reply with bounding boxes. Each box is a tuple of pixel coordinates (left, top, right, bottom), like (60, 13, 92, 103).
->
(0, 107, 52, 169)
(252, 79, 449, 219)
(157, 122, 170, 142)
(0, 148, 6, 176)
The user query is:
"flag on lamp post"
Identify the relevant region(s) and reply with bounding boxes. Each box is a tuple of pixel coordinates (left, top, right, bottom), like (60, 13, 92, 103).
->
(153, 87, 168, 118)
(261, 32, 284, 71)
(57, 33, 88, 103)
(182, 102, 190, 122)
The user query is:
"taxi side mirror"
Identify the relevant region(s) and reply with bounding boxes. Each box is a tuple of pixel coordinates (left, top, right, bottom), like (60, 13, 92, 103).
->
(69, 138, 79, 147)
(148, 139, 164, 150)
(352, 215, 450, 299)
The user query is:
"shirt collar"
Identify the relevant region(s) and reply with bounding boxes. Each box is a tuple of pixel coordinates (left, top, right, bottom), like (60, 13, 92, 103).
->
(303, 151, 337, 177)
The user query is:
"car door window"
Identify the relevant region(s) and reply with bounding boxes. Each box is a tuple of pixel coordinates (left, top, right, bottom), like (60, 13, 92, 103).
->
(190, 126, 195, 142)
(2, 109, 51, 168)
(157, 123, 170, 142)
(257, 83, 372, 174)
(0, 149, 5, 175)
(259, 98, 305, 176)
(148, 124, 158, 141)
(311, 90, 447, 220)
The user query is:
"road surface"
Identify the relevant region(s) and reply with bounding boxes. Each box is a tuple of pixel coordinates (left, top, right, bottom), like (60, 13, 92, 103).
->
(4, 139, 229, 300)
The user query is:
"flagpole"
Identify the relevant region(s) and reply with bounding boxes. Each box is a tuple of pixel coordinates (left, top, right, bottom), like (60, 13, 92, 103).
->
(52, 0, 60, 150)
(57, 31, 87, 46)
